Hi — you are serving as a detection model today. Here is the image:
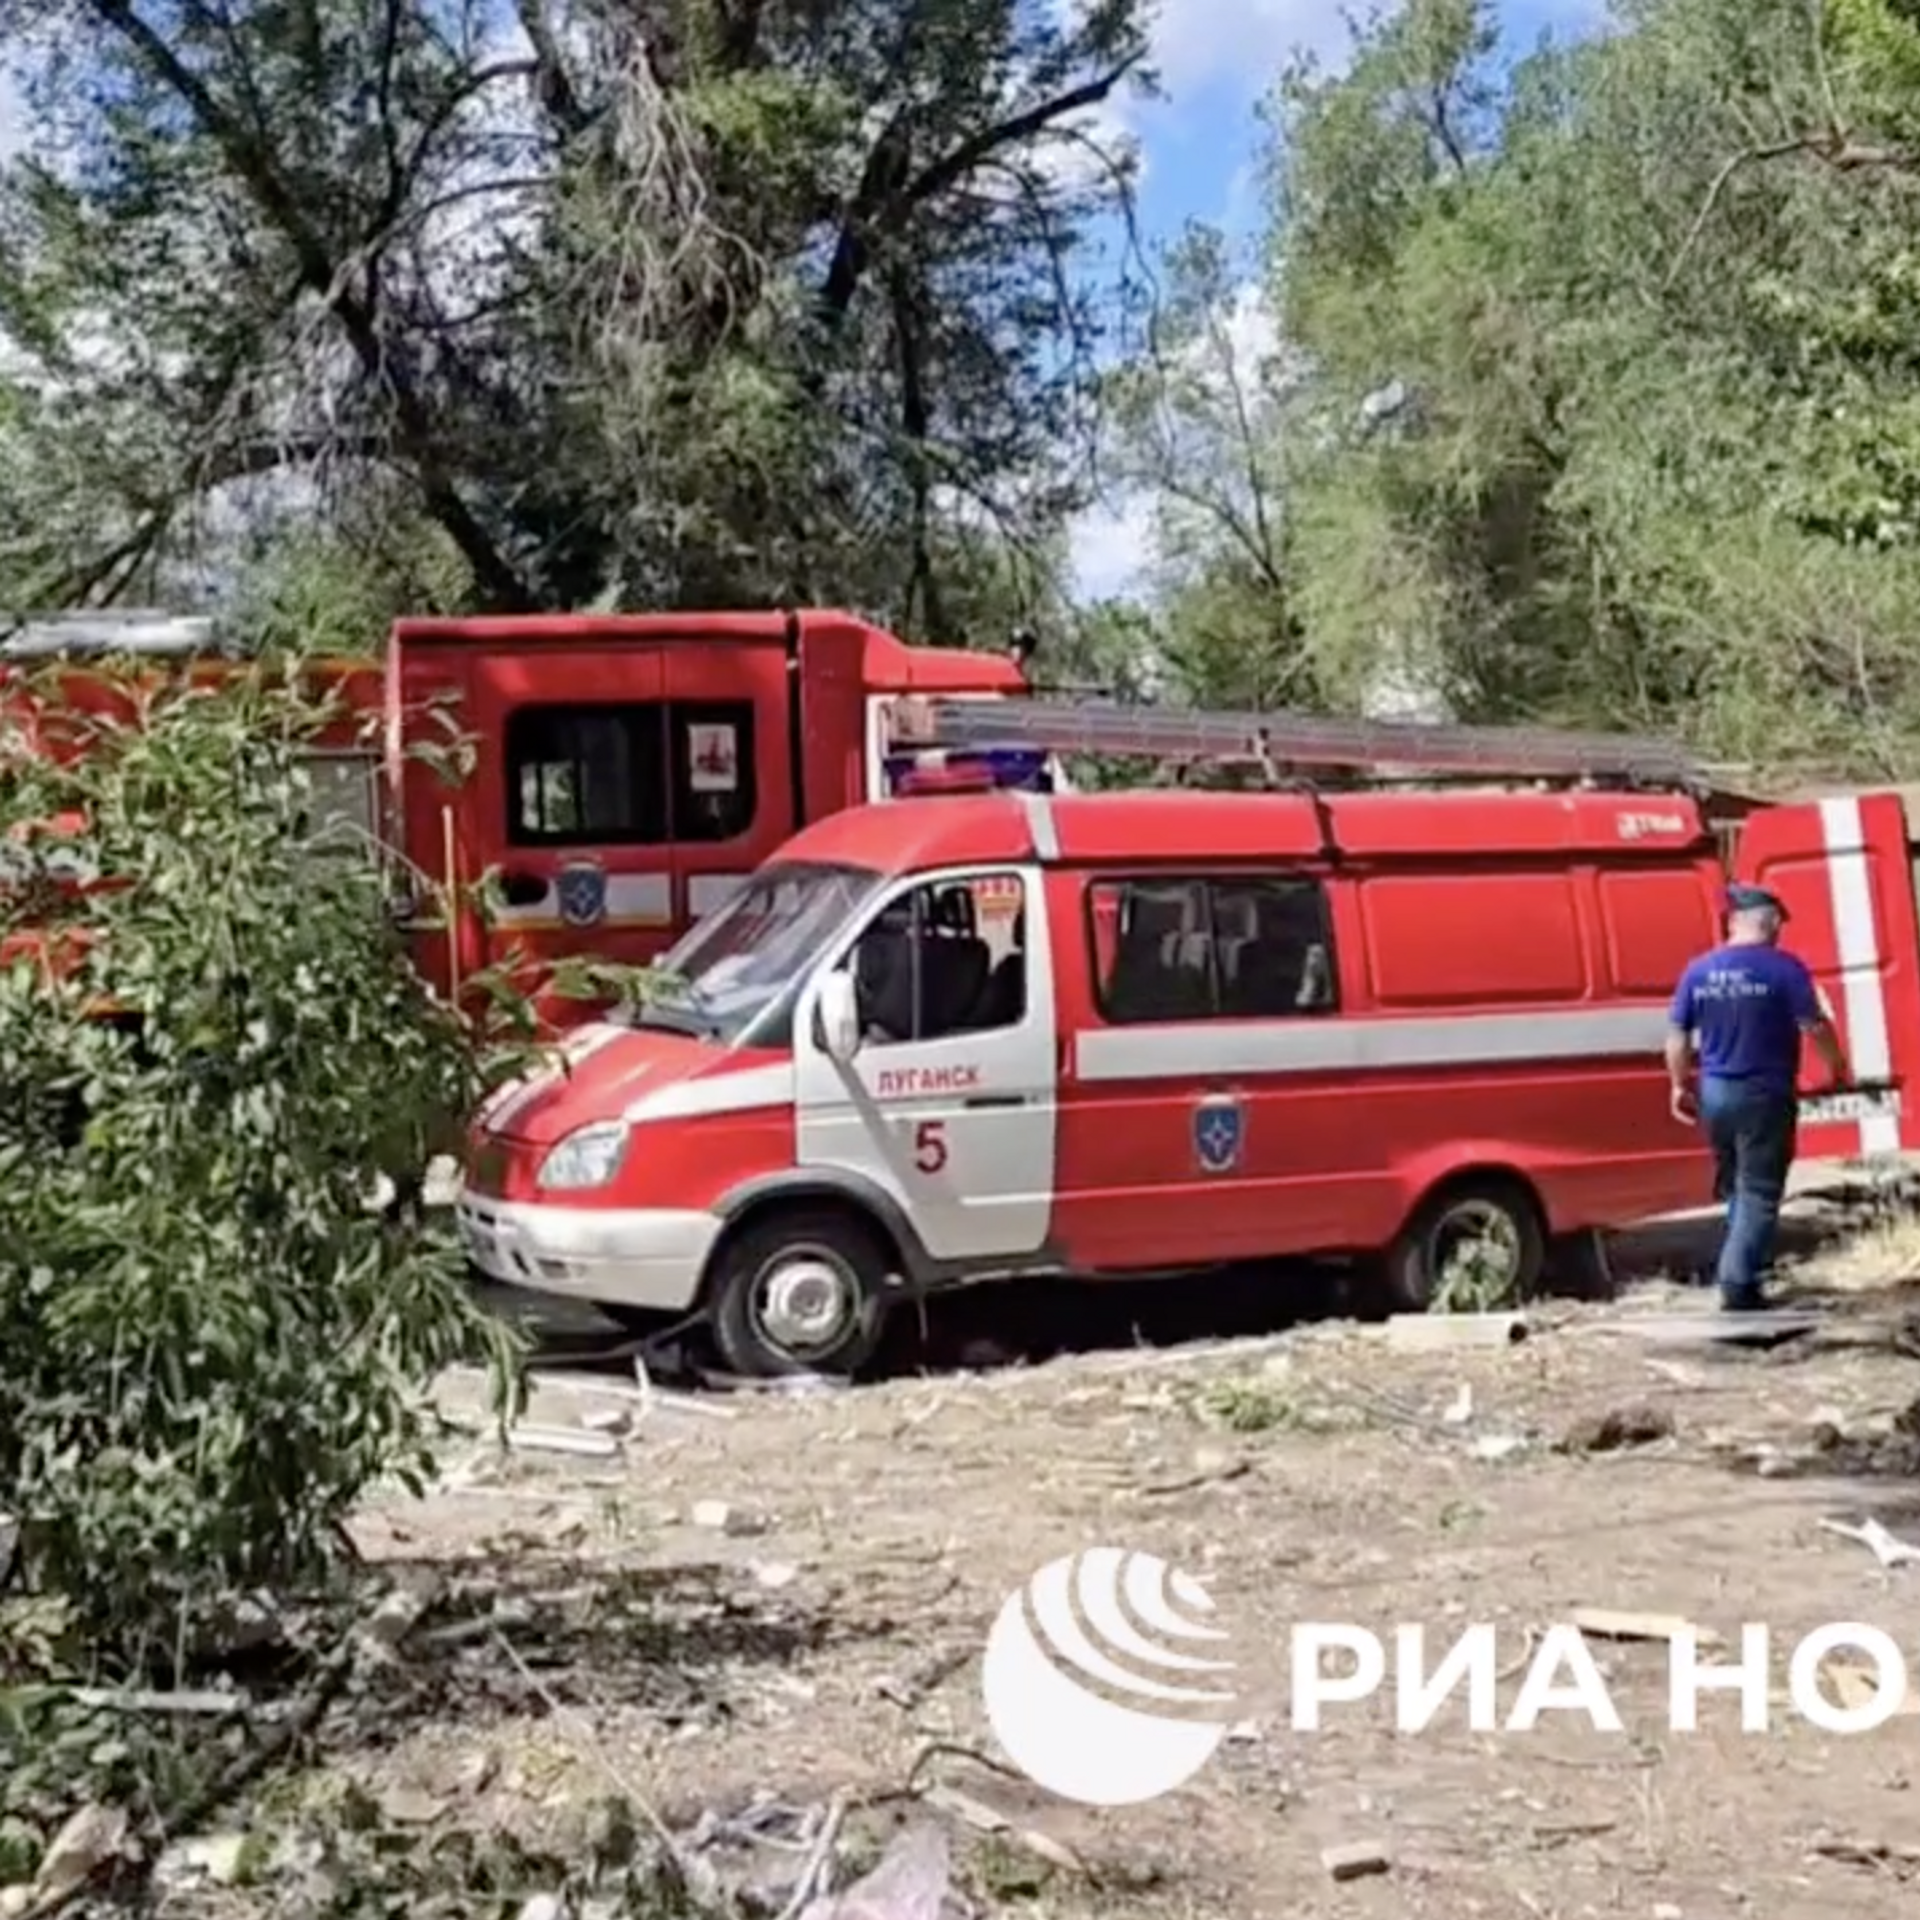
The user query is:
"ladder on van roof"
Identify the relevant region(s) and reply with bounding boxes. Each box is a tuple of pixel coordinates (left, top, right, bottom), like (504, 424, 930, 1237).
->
(891, 695, 1707, 792)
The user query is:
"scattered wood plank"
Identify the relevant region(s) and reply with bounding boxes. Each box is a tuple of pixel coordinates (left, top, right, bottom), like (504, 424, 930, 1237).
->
(504, 1424, 618, 1458)
(1568, 1607, 1722, 1648)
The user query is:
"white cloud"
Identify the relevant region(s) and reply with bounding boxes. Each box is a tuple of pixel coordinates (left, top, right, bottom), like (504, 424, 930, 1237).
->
(0, 58, 28, 163)
(1068, 488, 1156, 599)
(1147, 0, 1360, 105)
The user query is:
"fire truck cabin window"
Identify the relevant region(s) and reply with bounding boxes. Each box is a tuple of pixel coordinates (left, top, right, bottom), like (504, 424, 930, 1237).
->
(1089, 874, 1337, 1023)
(505, 701, 756, 847)
(850, 873, 1028, 1043)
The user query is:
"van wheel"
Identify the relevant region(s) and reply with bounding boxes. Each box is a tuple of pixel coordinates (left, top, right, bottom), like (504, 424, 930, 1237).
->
(1382, 1178, 1544, 1314)
(707, 1207, 891, 1379)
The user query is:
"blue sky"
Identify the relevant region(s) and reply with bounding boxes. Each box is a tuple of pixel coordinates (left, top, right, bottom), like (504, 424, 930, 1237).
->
(1115, 0, 1609, 245)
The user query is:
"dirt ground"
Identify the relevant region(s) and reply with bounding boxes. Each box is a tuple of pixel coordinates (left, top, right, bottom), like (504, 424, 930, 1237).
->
(340, 1170, 1920, 1919)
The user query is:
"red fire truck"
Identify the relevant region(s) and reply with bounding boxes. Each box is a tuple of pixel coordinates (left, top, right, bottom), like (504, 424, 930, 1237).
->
(1, 609, 1049, 1023)
(457, 700, 1920, 1374)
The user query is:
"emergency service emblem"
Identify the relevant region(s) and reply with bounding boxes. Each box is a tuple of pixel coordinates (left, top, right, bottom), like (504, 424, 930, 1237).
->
(1192, 1095, 1244, 1175)
(556, 859, 608, 928)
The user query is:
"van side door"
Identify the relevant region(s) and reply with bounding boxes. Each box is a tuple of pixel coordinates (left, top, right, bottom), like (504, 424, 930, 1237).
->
(1054, 869, 1343, 1270)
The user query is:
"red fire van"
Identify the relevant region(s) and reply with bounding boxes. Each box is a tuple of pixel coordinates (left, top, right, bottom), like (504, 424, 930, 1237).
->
(457, 766, 1916, 1375)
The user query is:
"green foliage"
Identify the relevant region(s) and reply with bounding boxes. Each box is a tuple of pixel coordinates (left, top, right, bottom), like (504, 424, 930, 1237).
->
(0, 0, 1152, 637)
(0, 658, 526, 1653)
(1240, 0, 1920, 768)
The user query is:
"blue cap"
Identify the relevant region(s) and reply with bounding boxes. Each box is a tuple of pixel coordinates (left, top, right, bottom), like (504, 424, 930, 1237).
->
(1726, 883, 1788, 920)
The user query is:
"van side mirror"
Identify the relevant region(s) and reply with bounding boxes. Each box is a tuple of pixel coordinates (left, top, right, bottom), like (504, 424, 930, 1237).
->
(816, 970, 862, 1064)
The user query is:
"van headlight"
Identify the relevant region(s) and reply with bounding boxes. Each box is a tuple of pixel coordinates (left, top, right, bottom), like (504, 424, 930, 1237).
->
(536, 1121, 629, 1191)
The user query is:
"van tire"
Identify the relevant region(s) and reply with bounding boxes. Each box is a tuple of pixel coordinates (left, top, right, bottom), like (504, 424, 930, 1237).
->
(1380, 1176, 1545, 1314)
(706, 1206, 892, 1379)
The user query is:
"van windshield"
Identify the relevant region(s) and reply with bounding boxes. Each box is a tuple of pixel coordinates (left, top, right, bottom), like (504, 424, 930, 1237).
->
(624, 861, 882, 1042)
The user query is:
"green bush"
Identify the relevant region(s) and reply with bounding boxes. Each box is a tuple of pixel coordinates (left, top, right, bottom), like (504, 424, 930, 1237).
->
(0, 656, 523, 1658)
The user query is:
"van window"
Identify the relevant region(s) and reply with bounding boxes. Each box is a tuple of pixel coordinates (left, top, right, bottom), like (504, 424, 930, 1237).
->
(505, 700, 756, 847)
(849, 873, 1028, 1041)
(1088, 874, 1336, 1022)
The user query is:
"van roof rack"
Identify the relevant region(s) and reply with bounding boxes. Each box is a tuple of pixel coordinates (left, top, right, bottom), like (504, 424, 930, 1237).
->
(892, 695, 1706, 793)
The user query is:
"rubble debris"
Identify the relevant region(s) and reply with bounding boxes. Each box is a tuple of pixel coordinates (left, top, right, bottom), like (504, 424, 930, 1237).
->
(1470, 1433, 1528, 1462)
(1385, 1312, 1528, 1352)
(919, 1789, 1085, 1876)
(1591, 1310, 1820, 1349)
(505, 1424, 619, 1458)
(1556, 1403, 1675, 1455)
(1568, 1607, 1720, 1648)
(1808, 1836, 1920, 1871)
(689, 1500, 769, 1535)
(1824, 1663, 1920, 1717)
(798, 1820, 950, 1920)
(874, 1647, 970, 1709)
(1818, 1517, 1920, 1569)
(355, 1576, 442, 1664)
(1442, 1383, 1474, 1424)
(1320, 1840, 1392, 1881)
(377, 1787, 447, 1826)
(155, 1834, 248, 1888)
(30, 1805, 130, 1905)
(62, 1684, 251, 1717)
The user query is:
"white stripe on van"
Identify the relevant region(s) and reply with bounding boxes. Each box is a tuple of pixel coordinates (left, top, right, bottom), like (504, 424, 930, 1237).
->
(1075, 1005, 1669, 1082)
(478, 1022, 628, 1132)
(1818, 796, 1899, 1156)
(1017, 790, 1060, 860)
(491, 873, 672, 925)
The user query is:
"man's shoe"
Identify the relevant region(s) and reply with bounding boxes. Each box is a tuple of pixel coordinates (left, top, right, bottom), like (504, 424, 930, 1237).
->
(1720, 1289, 1767, 1313)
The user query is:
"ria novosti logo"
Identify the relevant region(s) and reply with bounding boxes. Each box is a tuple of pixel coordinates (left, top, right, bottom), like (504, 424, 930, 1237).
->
(980, 1547, 1917, 1807)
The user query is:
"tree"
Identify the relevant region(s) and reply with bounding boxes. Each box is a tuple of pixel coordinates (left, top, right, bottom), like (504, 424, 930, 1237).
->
(1255, 0, 1920, 774)
(1097, 221, 1307, 707)
(0, 657, 521, 1648)
(0, 0, 1153, 638)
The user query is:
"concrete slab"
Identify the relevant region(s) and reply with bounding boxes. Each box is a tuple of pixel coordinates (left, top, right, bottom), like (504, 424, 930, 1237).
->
(1576, 1310, 1824, 1349)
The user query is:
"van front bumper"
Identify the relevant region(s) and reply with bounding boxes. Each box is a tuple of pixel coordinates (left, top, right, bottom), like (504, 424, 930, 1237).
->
(458, 1194, 717, 1313)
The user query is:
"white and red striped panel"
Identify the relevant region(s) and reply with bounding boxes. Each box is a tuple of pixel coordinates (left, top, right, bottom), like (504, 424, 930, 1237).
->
(1736, 792, 1919, 1160)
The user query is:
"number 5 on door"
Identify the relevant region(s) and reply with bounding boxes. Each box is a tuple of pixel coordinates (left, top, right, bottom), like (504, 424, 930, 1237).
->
(912, 1119, 947, 1175)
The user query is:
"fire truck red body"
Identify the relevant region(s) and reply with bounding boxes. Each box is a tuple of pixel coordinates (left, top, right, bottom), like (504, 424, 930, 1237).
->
(385, 611, 1035, 1021)
(2, 612, 1038, 1023)
(457, 731, 1920, 1376)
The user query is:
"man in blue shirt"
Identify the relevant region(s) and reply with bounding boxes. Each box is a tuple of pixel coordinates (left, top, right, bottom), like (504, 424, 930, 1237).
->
(1666, 884, 1849, 1310)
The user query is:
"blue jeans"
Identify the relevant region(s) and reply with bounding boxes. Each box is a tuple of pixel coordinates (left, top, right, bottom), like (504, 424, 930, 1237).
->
(1700, 1076, 1797, 1309)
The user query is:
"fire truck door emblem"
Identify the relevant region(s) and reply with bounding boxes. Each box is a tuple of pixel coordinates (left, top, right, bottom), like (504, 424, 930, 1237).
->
(556, 860, 608, 928)
(1192, 1095, 1244, 1174)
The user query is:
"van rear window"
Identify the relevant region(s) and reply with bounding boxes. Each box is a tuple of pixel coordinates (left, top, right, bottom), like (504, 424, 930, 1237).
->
(1088, 874, 1336, 1023)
